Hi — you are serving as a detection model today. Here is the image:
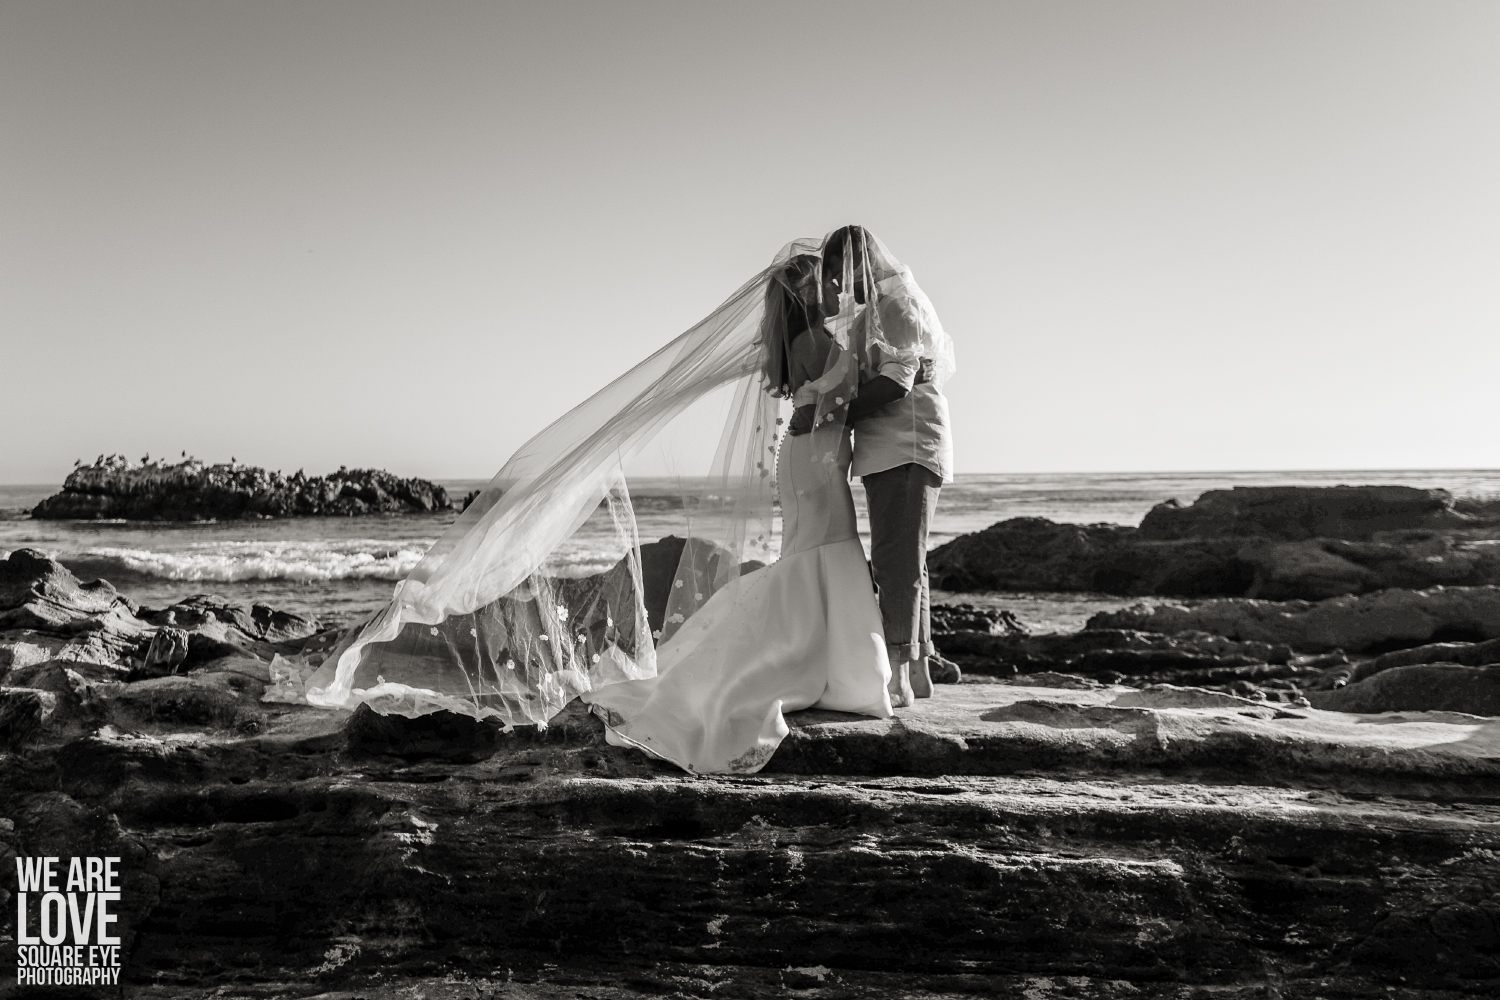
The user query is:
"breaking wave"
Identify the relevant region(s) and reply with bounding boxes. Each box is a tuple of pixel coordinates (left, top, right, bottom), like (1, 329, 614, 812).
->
(58, 536, 643, 585)
(66, 540, 434, 584)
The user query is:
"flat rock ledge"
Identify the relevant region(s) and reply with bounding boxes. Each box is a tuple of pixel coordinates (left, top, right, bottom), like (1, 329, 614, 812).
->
(7, 553, 1500, 996)
(5, 682, 1500, 998)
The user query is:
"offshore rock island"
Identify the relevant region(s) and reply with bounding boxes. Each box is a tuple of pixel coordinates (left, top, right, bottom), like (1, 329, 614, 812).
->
(30, 454, 452, 520)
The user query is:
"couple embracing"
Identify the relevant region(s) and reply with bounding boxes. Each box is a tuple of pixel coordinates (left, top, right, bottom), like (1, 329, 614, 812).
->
(307, 226, 955, 775)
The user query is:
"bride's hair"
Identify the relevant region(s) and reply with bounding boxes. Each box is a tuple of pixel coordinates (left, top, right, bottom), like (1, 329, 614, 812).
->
(758, 253, 821, 398)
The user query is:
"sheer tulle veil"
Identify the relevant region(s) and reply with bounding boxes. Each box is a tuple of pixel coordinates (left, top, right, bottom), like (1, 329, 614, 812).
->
(305, 227, 953, 727)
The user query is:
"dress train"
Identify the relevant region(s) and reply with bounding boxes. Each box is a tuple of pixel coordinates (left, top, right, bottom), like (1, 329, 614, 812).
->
(584, 420, 892, 773)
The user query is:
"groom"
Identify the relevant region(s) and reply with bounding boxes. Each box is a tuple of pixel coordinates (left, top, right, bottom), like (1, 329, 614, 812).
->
(821, 226, 954, 703)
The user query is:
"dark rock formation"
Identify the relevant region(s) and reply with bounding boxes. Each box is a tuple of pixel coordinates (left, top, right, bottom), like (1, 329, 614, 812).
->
(31, 454, 451, 520)
(1138, 485, 1473, 540)
(928, 486, 1500, 601)
(0, 548, 329, 679)
(930, 597, 1500, 711)
(928, 594, 1500, 709)
(1309, 663, 1500, 715)
(930, 601, 1029, 635)
(1087, 585, 1500, 654)
(927, 651, 962, 683)
(934, 625, 1299, 689)
(1456, 494, 1500, 523)
(925, 517, 1256, 595)
(0, 686, 52, 748)
(1234, 533, 1500, 600)
(0, 548, 337, 747)
(633, 534, 765, 635)
(1354, 635, 1500, 682)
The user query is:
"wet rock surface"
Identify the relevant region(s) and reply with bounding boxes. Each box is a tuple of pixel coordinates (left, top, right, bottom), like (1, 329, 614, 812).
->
(6, 550, 1500, 996)
(1088, 585, 1500, 654)
(31, 454, 451, 520)
(0, 548, 331, 671)
(930, 588, 1500, 708)
(5, 686, 1500, 997)
(929, 486, 1500, 601)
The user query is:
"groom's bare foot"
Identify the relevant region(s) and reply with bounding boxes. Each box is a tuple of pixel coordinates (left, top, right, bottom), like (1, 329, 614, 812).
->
(886, 648, 914, 708)
(911, 655, 934, 699)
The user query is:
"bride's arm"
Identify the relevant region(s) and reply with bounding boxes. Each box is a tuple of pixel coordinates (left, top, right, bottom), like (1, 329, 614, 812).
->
(792, 369, 912, 432)
(846, 375, 908, 423)
(788, 404, 816, 436)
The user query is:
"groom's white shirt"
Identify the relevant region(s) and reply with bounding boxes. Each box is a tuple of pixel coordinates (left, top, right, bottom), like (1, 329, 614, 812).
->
(849, 271, 953, 484)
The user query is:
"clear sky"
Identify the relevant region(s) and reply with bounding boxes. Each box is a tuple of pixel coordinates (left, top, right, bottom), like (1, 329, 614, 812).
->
(3, 1, 1497, 484)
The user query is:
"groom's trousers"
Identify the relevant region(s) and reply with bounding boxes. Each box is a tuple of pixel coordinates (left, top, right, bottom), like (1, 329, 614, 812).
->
(862, 463, 943, 660)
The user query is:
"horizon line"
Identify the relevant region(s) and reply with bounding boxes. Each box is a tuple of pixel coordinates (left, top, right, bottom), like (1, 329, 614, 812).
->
(4, 465, 1500, 489)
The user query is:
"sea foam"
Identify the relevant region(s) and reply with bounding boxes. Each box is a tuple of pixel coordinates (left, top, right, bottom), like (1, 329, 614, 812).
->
(62, 537, 642, 585)
(74, 540, 432, 583)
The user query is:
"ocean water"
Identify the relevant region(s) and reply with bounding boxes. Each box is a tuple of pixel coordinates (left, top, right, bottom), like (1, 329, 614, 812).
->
(3, 470, 1498, 629)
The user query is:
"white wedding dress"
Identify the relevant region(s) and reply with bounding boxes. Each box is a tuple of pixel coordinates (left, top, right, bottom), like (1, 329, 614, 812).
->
(583, 329, 894, 774)
(305, 230, 948, 777)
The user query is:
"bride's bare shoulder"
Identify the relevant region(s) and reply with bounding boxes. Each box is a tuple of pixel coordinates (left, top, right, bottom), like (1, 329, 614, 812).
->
(787, 325, 835, 382)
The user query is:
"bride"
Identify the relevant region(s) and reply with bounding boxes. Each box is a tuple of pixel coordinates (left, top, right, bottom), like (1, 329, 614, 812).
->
(305, 228, 954, 774)
(582, 253, 892, 772)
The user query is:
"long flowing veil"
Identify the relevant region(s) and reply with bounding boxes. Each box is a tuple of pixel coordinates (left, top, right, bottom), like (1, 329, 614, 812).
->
(304, 227, 952, 728)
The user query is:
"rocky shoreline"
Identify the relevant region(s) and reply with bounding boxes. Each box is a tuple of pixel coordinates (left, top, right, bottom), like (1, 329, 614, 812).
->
(30, 454, 451, 520)
(5, 484, 1500, 995)
(930, 484, 1500, 601)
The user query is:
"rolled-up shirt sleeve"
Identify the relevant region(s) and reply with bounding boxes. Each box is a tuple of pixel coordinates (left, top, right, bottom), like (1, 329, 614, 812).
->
(871, 295, 924, 391)
(877, 356, 918, 391)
